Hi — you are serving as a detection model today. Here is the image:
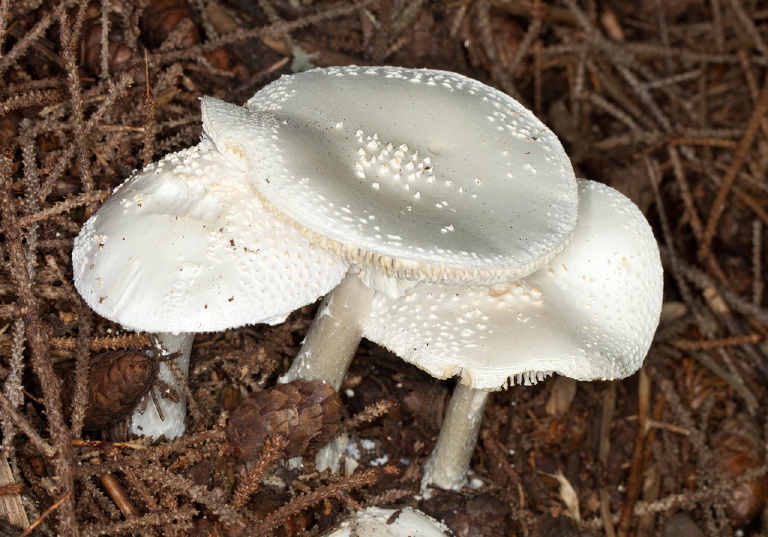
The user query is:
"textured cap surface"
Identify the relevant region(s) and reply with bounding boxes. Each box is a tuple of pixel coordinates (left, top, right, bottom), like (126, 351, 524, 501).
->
(325, 507, 453, 537)
(362, 179, 663, 390)
(202, 66, 578, 286)
(73, 139, 348, 332)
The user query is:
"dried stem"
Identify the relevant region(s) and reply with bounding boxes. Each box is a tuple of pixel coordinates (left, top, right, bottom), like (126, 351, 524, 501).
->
(230, 435, 287, 510)
(701, 71, 768, 257)
(247, 467, 393, 537)
(0, 391, 55, 458)
(0, 160, 78, 533)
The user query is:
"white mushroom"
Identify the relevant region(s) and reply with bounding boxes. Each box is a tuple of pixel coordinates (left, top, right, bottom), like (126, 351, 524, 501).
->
(362, 179, 664, 494)
(72, 135, 348, 439)
(323, 507, 453, 537)
(201, 65, 578, 390)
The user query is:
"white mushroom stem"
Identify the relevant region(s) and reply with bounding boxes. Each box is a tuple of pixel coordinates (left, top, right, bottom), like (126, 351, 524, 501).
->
(421, 383, 490, 496)
(281, 271, 375, 390)
(128, 332, 194, 440)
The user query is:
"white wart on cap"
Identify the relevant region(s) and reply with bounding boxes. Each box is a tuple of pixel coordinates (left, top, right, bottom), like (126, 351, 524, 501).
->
(73, 137, 349, 333)
(362, 179, 664, 390)
(202, 65, 578, 288)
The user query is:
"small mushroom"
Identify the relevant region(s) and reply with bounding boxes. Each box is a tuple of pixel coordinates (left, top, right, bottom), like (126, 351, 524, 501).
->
(323, 507, 453, 537)
(362, 179, 663, 493)
(72, 135, 348, 439)
(201, 65, 579, 390)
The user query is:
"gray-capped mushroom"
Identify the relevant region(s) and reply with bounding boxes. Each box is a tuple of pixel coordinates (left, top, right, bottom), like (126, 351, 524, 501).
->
(362, 179, 664, 494)
(201, 65, 579, 390)
(72, 134, 348, 439)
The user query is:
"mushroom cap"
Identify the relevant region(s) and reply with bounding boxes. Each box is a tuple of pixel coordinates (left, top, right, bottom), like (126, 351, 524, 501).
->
(73, 138, 349, 333)
(324, 507, 453, 537)
(362, 179, 663, 390)
(202, 66, 577, 287)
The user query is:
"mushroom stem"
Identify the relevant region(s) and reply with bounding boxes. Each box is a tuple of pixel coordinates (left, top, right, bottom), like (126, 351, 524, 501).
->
(128, 332, 194, 440)
(421, 383, 490, 497)
(281, 271, 375, 390)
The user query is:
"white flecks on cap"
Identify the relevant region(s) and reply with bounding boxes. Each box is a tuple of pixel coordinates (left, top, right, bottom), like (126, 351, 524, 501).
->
(324, 507, 453, 537)
(362, 179, 663, 390)
(201, 65, 578, 287)
(72, 137, 349, 333)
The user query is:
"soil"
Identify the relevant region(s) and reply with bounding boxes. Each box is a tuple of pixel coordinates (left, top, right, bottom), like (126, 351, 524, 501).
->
(1, 0, 768, 536)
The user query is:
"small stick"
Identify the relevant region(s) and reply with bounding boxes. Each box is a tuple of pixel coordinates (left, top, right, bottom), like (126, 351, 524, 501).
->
(737, 50, 768, 140)
(69, 302, 92, 437)
(14, 190, 110, 229)
(99, 0, 110, 79)
(645, 419, 690, 436)
(248, 467, 394, 537)
(0, 483, 23, 495)
(71, 439, 149, 450)
(671, 333, 763, 350)
(724, 0, 768, 57)
(340, 398, 396, 434)
(533, 39, 543, 115)
(587, 91, 641, 132)
(166, 358, 203, 428)
(617, 369, 650, 537)
(753, 220, 764, 306)
(0, 391, 55, 458)
(598, 382, 617, 537)
(669, 137, 737, 148)
(506, 0, 543, 85)
(231, 435, 287, 510)
(0, 2, 68, 77)
(18, 491, 72, 537)
(711, 0, 724, 52)
(668, 146, 704, 241)
(99, 473, 141, 519)
(50, 333, 152, 352)
(141, 49, 156, 167)
(701, 71, 768, 257)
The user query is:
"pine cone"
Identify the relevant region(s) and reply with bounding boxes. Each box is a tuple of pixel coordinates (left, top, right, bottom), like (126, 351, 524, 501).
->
(140, 0, 200, 50)
(63, 349, 158, 430)
(226, 380, 343, 459)
(713, 415, 768, 525)
(80, 15, 133, 76)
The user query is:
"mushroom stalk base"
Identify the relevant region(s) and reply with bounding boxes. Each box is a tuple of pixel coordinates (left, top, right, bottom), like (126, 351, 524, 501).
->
(421, 383, 490, 497)
(128, 332, 194, 440)
(281, 271, 375, 390)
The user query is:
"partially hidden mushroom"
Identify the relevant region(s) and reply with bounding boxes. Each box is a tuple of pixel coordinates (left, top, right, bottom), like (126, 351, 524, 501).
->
(72, 135, 348, 439)
(200, 65, 579, 390)
(323, 507, 453, 537)
(362, 179, 663, 494)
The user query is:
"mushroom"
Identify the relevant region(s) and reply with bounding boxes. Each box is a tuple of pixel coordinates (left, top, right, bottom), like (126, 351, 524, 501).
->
(200, 65, 579, 390)
(72, 135, 348, 439)
(323, 507, 453, 537)
(361, 179, 663, 494)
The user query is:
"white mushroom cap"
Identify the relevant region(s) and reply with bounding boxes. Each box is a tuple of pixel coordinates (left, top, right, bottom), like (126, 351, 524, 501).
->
(362, 179, 663, 390)
(73, 137, 349, 333)
(323, 507, 453, 537)
(202, 66, 578, 288)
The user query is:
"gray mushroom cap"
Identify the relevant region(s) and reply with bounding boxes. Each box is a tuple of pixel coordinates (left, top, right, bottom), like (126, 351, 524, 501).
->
(201, 66, 578, 288)
(72, 137, 349, 333)
(361, 179, 663, 390)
